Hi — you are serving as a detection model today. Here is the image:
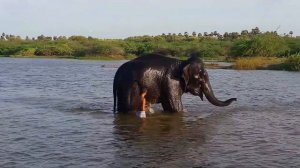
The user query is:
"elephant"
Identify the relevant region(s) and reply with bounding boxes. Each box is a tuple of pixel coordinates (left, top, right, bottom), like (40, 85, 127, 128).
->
(113, 52, 236, 113)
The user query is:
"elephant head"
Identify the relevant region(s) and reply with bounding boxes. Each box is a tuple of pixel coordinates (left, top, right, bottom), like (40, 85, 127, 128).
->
(181, 55, 237, 106)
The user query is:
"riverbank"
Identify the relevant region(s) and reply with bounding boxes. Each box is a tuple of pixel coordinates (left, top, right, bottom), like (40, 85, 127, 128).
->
(2, 55, 299, 71)
(1, 55, 131, 60)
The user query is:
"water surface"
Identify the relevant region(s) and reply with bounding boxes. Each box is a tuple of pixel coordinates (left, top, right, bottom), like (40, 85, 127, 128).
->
(0, 58, 299, 168)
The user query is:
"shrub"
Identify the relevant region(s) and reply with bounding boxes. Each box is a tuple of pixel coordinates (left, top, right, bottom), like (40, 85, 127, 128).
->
(282, 54, 300, 71)
(35, 45, 73, 56)
(17, 48, 36, 56)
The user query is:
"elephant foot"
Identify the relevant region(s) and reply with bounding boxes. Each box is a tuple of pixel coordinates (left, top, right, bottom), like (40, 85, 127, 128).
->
(136, 111, 146, 118)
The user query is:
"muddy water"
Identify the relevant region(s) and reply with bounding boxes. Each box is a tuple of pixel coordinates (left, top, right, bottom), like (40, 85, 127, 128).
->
(0, 58, 299, 168)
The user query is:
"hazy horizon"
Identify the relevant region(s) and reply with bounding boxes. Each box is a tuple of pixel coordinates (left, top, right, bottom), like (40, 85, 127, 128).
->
(1, 0, 299, 38)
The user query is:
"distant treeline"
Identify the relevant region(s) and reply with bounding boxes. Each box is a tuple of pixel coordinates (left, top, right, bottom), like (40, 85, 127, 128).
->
(0, 27, 300, 59)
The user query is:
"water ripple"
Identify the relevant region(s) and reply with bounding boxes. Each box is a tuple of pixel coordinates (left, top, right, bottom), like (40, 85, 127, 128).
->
(0, 58, 299, 168)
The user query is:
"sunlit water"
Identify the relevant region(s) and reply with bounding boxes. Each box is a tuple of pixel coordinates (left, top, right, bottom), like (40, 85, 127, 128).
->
(0, 58, 299, 168)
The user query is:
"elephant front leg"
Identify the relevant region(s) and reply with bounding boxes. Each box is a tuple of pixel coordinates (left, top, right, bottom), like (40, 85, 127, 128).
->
(161, 94, 183, 113)
(161, 80, 184, 112)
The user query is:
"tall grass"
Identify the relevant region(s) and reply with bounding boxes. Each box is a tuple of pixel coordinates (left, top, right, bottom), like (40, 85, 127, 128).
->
(234, 57, 283, 70)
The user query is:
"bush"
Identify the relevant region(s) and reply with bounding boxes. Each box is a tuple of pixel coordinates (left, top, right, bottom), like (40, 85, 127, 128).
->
(35, 45, 73, 56)
(282, 54, 300, 71)
(0, 44, 23, 55)
(285, 38, 300, 55)
(17, 48, 36, 56)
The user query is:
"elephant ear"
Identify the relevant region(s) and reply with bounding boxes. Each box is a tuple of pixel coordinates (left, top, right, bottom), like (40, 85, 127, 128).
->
(182, 64, 191, 87)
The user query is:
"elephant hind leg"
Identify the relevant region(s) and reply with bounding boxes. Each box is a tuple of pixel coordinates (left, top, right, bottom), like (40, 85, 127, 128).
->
(117, 82, 141, 113)
(128, 82, 141, 112)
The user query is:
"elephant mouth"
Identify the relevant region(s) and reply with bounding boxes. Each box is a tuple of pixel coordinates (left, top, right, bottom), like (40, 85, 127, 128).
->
(191, 89, 200, 95)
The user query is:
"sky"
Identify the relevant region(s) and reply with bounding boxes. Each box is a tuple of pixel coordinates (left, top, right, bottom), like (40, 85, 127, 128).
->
(0, 0, 299, 39)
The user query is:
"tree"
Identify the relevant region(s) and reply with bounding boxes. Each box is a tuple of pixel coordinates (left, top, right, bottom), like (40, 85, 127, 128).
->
(192, 31, 197, 37)
(37, 34, 45, 40)
(231, 32, 239, 39)
(213, 31, 218, 36)
(241, 30, 249, 36)
(223, 32, 229, 39)
(251, 27, 260, 35)
(197, 33, 202, 37)
(184, 32, 189, 38)
(289, 31, 293, 37)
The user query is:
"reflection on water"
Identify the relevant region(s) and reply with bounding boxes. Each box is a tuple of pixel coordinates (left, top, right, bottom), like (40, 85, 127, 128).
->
(0, 58, 299, 168)
(111, 113, 211, 167)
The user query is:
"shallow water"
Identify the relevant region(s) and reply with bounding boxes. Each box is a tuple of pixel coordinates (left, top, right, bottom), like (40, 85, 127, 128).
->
(0, 58, 299, 168)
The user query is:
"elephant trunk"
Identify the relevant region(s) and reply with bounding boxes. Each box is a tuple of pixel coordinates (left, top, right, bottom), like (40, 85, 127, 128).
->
(201, 71, 236, 107)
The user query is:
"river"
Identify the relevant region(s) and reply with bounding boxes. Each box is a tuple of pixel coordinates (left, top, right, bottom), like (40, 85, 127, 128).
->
(0, 58, 299, 168)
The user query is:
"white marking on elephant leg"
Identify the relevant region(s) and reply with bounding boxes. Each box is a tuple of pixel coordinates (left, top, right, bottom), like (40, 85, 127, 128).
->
(136, 111, 146, 118)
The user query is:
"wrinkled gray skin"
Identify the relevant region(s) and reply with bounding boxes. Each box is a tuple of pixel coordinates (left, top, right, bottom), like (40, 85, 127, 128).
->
(113, 53, 236, 113)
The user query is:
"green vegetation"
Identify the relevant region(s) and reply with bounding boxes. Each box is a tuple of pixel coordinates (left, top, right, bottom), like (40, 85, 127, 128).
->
(280, 54, 300, 71)
(1, 28, 300, 71)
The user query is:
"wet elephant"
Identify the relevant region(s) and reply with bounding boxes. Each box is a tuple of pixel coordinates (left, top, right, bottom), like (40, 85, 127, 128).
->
(113, 53, 236, 113)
